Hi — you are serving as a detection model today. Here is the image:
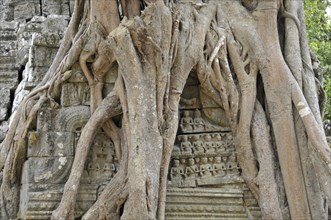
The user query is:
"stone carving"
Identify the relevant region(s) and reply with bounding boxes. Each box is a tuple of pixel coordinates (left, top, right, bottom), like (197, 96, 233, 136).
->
(61, 83, 90, 107)
(212, 156, 226, 177)
(83, 133, 118, 184)
(204, 134, 215, 154)
(165, 188, 261, 219)
(0, 2, 262, 219)
(193, 109, 205, 132)
(184, 158, 199, 187)
(192, 135, 204, 155)
(227, 154, 240, 176)
(170, 128, 240, 188)
(42, 0, 70, 16)
(0, 89, 10, 122)
(180, 110, 193, 132)
(199, 157, 213, 178)
(53, 105, 90, 131)
(0, 21, 19, 91)
(179, 109, 230, 133)
(170, 159, 184, 187)
(19, 102, 119, 218)
(180, 135, 193, 156)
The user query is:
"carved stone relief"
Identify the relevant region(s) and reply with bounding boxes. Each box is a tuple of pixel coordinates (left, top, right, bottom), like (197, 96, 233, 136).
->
(19, 69, 119, 218)
(165, 72, 260, 219)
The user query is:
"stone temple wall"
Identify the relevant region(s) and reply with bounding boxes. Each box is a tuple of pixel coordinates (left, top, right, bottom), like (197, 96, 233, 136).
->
(0, 0, 74, 141)
(0, 1, 261, 219)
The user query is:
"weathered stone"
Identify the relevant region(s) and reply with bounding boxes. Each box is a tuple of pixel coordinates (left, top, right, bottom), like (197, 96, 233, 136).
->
(27, 131, 75, 157)
(12, 88, 29, 112)
(19, 183, 98, 219)
(61, 83, 90, 107)
(32, 32, 63, 47)
(0, 69, 18, 89)
(0, 89, 10, 122)
(0, 20, 19, 31)
(0, 5, 13, 21)
(0, 121, 9, 142)
(0, 40, 16, 56)
(165, 188, 260, 219)
(30, 45, 58, 67)
(41, 15, 69, 33)
(22, 156, 74, 184)
(0, 89, 10, 109)
(42, 0, 70, 16)
(52, 106, 91, 132)
(13, 2, 40, 20)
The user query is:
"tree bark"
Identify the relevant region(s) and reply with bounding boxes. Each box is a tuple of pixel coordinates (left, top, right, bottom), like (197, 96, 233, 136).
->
(0, 0, 330, 219)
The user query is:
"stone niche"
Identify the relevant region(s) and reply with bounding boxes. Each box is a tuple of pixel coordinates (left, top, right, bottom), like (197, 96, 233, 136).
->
(165, 72, 260, 220)
(18, 67, 260, 219)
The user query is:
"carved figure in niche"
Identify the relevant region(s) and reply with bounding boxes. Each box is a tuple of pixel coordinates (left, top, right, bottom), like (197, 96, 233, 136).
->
(172, 144, 181, 156)
(86, 141, 102, 178)
(170, 159, 184, 187)
(215, 134, 226, 153)
(77, 83, 90, 105)
(62, 84, 80, 106)
(204, 134, 215, 154)
(225, 133, 235, 151)
(180, 136, 192, 156)
(184, 158, 199, 187)
(86, 138, 116, 182)
(212, 156, 226, 177)
(193, 109, 204, 132)
(179, 97, 197, 108)
(81, 83, 90, 105)
(227, 154, 240, 175)
(192, 135, 204, 155)
(199, 157, 212, 177)
(180, 111, 193, 132)
(103, 156, 116, 179)
(180, 158, 186, 168)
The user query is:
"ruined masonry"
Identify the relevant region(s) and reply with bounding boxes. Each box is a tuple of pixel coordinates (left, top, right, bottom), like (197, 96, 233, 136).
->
(0, 0, 260, 219)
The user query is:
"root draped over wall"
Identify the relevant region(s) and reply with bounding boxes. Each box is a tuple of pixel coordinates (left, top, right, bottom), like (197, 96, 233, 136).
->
(0, 0, 330, 219)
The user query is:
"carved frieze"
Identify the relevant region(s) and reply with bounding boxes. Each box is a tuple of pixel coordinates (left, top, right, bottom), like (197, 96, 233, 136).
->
(61, 83, 90, 107)
(20, 105, 118, 218)
(170, 131, 240, 188)
(179, 109, 230, 133)
(165, 188, 261, 219)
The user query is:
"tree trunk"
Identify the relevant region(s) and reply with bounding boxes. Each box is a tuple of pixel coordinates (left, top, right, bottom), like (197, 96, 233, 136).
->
(0, 0, 330, 219)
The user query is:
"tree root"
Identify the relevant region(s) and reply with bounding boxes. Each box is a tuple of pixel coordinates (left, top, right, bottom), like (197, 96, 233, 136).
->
(51, 91, 121, 220)
(82, 169, 128, 220)
(252, 101, 283, 219)
(1, 1, 330, 220)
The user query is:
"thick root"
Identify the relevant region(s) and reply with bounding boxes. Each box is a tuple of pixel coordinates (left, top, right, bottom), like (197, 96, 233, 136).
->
(51, 91, 121, 220)
(82, 171, 128, 220)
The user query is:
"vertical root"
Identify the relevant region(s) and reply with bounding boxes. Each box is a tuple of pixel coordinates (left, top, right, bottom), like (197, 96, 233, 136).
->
(252, 101, 283, 219)
(157, 114, 178, 220)
(82, 169, 128, 220)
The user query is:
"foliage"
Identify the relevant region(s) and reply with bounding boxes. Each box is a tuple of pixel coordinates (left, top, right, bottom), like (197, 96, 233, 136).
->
(304, 0, 331, 120)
